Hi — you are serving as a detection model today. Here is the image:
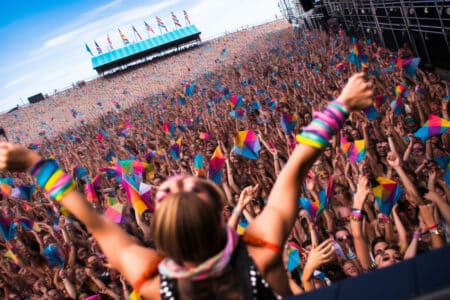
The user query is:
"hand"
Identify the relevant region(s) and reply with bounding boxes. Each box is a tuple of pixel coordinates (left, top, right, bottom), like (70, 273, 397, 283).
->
(0, 143, 41, 172)
(424, 191, 443, 205)
(303, 240, 335, 274)
(339, 73, 374, 111)
(386, 152, 401, 168)
(354, 175, 371, 209)
(428, 169, 437, 183)
(304, 176, 315, 192)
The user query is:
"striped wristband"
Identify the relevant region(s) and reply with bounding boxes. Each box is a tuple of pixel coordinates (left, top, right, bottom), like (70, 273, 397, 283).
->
(30, 159, 75, 202)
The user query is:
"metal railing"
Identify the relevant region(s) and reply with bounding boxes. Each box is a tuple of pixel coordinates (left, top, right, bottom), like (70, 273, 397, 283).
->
(322, 0, 450, 68)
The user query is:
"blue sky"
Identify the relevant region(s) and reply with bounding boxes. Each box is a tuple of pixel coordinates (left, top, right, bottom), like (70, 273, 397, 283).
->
(0, 0, 280, 112)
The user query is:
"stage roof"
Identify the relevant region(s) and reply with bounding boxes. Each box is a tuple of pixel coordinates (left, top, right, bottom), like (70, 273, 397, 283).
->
(91, 25, 201, 72)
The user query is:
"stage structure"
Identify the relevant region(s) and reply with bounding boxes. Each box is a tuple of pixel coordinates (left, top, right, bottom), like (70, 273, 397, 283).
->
(322, 0, 450, 69)
(86, 12, 201, 74)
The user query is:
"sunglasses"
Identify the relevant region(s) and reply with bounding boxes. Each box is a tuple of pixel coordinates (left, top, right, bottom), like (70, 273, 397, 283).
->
(336, 235, 352, 242)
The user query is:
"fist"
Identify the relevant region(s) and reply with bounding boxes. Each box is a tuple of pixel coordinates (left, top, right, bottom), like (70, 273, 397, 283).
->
(339, 73, 374, 111)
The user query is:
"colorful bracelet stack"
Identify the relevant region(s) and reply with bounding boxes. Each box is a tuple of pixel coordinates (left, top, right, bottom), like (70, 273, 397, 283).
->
(29, 159, 76, 202)
(350, 209, 363, 222)
(413, 232, 420, 240)
(296, 99, 350, 150)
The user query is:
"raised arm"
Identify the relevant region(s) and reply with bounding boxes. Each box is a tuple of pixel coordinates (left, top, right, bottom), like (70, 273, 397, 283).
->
(0, 143, 160, 296)
(246, 73, 373, 259)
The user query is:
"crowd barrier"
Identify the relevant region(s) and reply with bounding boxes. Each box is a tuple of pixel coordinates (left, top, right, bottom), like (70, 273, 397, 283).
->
(287, 245, 450, 300)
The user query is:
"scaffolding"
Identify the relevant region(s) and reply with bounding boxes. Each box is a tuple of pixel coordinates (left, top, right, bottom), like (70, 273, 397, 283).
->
(322, 0, 450, 69)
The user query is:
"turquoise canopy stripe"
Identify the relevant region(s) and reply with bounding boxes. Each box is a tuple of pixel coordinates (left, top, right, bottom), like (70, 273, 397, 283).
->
(91, 25, 201, 69)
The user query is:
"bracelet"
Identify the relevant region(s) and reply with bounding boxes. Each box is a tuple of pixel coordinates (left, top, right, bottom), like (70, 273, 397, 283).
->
(296, 98, 349, 150)
(274, 156, 279, 160)
(30, 159, 76, 202)
(413, 232, 420, 240)
(350, 215, 362, 222)
(427, 224, 438, 231)
(232, 207, 242, 217)
(429, 226, 444, 236)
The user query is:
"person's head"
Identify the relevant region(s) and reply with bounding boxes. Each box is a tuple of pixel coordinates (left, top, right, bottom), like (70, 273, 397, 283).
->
(375, 141, 388, 157)
(152, 176, 227, 264)
(335, 227, 353, 249)
(412, 142, 425, 157)
(342, 260, 360, 277)
(350, 128, 362, 140)
(375, 245, 402, 269)
(371, 237, 388, 256)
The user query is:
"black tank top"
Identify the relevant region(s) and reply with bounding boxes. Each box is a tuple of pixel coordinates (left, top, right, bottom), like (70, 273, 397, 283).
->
(159, 238, 281, 300)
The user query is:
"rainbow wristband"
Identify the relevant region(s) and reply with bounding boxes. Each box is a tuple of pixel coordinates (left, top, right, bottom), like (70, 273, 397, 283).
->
(31, 159, 75, 202)
(297, 98, 349, 150)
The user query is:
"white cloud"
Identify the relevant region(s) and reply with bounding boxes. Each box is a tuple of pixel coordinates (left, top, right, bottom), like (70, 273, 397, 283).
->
(82, 0, 123, 19)
(3, 74, 32, 89)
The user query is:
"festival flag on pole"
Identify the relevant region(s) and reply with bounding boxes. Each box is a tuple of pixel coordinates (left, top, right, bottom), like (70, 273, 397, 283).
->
(373, 177, 403, 216)
(139, 182, 152, 203)
(169, 138, 182, 161)
(347, 37, 368, 71)
(184, 10, 190, 25)
(85, 43, 93, 56)
(299, 197, 319, 221)
(363, 105, 379, 120)
(84, 178, 98, 202)
(11, 185, 35, 201)
(341, 137, 366, 163)
(229, 109, 245, 120)
(396, 57, 421, 77)
(171, 12, 182, 28)
(0, 178, 14, 197)
(390, 97, 404, 115)
(280, 113, 298, 133)
(231, 130, 261, 160)
(287, 247, 300, 272)
(199, 132, 212, 140)
(73, 167, 89, 182)
(118, 29, 130, 45)
(144, 21, 154, 33)
(4, 250, 20, 266)
(0, 214, 16, 241)
(132, 25, 143, 41)
(374, 94, 388, 109)
(229, 94, 243, 109)
(106, 34, 113, 50)
(43, 244, 64, 267)
(94, 41, 102, 54)
(106, 149, 117, 162)
(17, 217, 40, 231)
(121, 172, 153, 216)
(104, 196, 125, 224)
(178, 92, 186, 106)
(156, 16, 168, 32)
(162, 122, 176, 136)
(433, 156, 450, 187)
(193, 154, 205, 177)
(413, 114, 450, 142)
(184, 83, 195, 97)
(209, 146, 226, 184)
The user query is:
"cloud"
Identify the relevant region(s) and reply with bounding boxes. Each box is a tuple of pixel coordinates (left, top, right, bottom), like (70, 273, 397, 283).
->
(3, 74, 31, 89)
(82, 0, 123, 19)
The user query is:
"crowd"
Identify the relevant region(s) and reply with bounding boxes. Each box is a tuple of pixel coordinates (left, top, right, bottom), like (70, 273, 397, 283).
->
(0, 18, 449, 299)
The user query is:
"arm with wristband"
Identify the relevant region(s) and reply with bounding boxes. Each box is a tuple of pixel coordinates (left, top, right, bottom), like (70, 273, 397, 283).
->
(244, 73, 373, 294)
(0, 143, 161, 297)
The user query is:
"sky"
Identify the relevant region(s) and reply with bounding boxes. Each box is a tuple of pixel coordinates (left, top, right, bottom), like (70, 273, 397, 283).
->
(0, 0, 280, 112)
